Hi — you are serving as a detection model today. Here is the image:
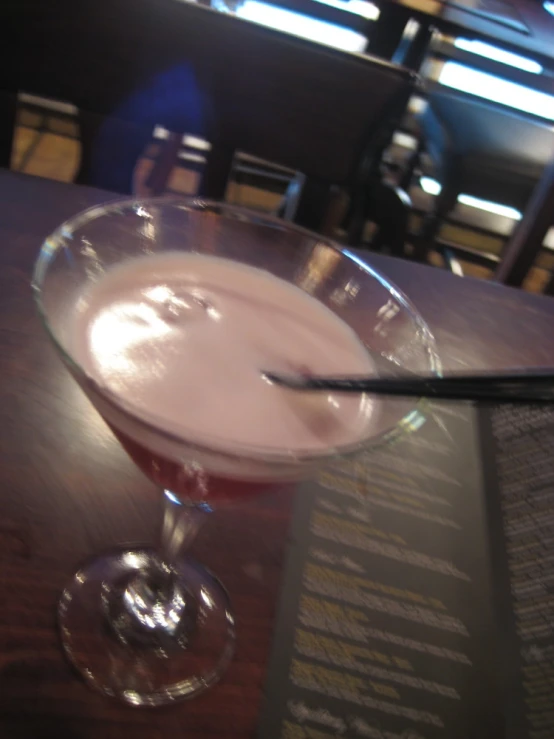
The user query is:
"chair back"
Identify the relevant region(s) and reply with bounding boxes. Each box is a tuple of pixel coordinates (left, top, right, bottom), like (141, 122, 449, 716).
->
(411, 32, 554, 283)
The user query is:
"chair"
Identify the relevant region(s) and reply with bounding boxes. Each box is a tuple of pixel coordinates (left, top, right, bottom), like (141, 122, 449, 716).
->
(4, 0, 416, 237)
(398, 30, 554, 271)
(411, 88, 554, 261)
(496, 156, 554, 288)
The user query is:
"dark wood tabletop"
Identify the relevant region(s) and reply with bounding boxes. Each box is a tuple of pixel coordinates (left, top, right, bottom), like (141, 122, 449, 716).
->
(1, 169, 554, 738)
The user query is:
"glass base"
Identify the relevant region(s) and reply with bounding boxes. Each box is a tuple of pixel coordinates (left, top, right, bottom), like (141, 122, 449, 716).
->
(59, 547, 235, 706)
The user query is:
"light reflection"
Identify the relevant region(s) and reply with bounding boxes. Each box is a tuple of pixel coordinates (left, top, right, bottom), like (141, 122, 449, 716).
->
(123, 691, 142, 706)
(200, 587, 215, 609)
(375, 300, 399, 338)
(297, 243, 342, 294)
(314, 0, 379, 20)
(143, 286, 221, 321)
(458, 194, 522, 220)
(143, 221, 156, 240)
(438, 62, 554, 120)
(419, 176, 441, 196)
(377, 300, 399, 321)
(345, 280, 360, 297)
(80, 238, 104, 280)
(359, 394, 373, 422)
(420, 177, 523, 220)
(168, 609, 181, 624)
(125, 590, 147, 610)
(123, 552, 145, 569)
(192, 290, 221, 321)
(164, 489, 183, 506)
(89, 302, 172, 375)
(153, 603, 166, 626)
(453, 38, 542, 74)
(403, 409, 426, 431)
(144, 286, 174, 303)
(237, 0, 368, 52)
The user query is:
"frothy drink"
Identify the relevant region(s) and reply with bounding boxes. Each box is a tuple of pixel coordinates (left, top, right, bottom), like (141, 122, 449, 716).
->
(69, 253, 377, 501)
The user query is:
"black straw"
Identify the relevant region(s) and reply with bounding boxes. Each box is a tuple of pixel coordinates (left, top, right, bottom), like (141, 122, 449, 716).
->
(262, 369, 554, 404)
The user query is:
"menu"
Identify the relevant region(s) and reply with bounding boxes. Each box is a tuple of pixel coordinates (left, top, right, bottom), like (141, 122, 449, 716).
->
(258, 402, 554, 739)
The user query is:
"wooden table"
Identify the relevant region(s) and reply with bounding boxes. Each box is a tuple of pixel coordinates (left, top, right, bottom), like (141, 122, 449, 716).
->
(2, 169, 554, 738)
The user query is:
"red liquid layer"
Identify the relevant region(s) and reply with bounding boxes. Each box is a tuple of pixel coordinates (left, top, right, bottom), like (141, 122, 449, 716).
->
(113, 427, 288, 503)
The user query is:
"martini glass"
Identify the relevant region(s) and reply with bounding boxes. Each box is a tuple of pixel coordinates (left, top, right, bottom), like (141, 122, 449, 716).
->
(32, 197, 439, 706)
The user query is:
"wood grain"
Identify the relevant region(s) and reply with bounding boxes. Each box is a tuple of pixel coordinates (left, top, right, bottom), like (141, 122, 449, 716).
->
(1, 170, 554, 736)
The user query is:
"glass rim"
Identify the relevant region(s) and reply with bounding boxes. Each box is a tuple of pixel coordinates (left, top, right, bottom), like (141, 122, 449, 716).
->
(31, 195, 442, 466)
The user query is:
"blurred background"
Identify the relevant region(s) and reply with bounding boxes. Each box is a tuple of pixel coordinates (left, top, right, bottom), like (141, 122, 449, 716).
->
(6, 0, 554, 294)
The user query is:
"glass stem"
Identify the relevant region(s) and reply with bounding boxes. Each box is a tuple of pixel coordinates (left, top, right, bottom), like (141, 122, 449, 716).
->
(105, 475, 212, 648)
(159, 463, 211, 565)
(160, 489, 211, 565)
